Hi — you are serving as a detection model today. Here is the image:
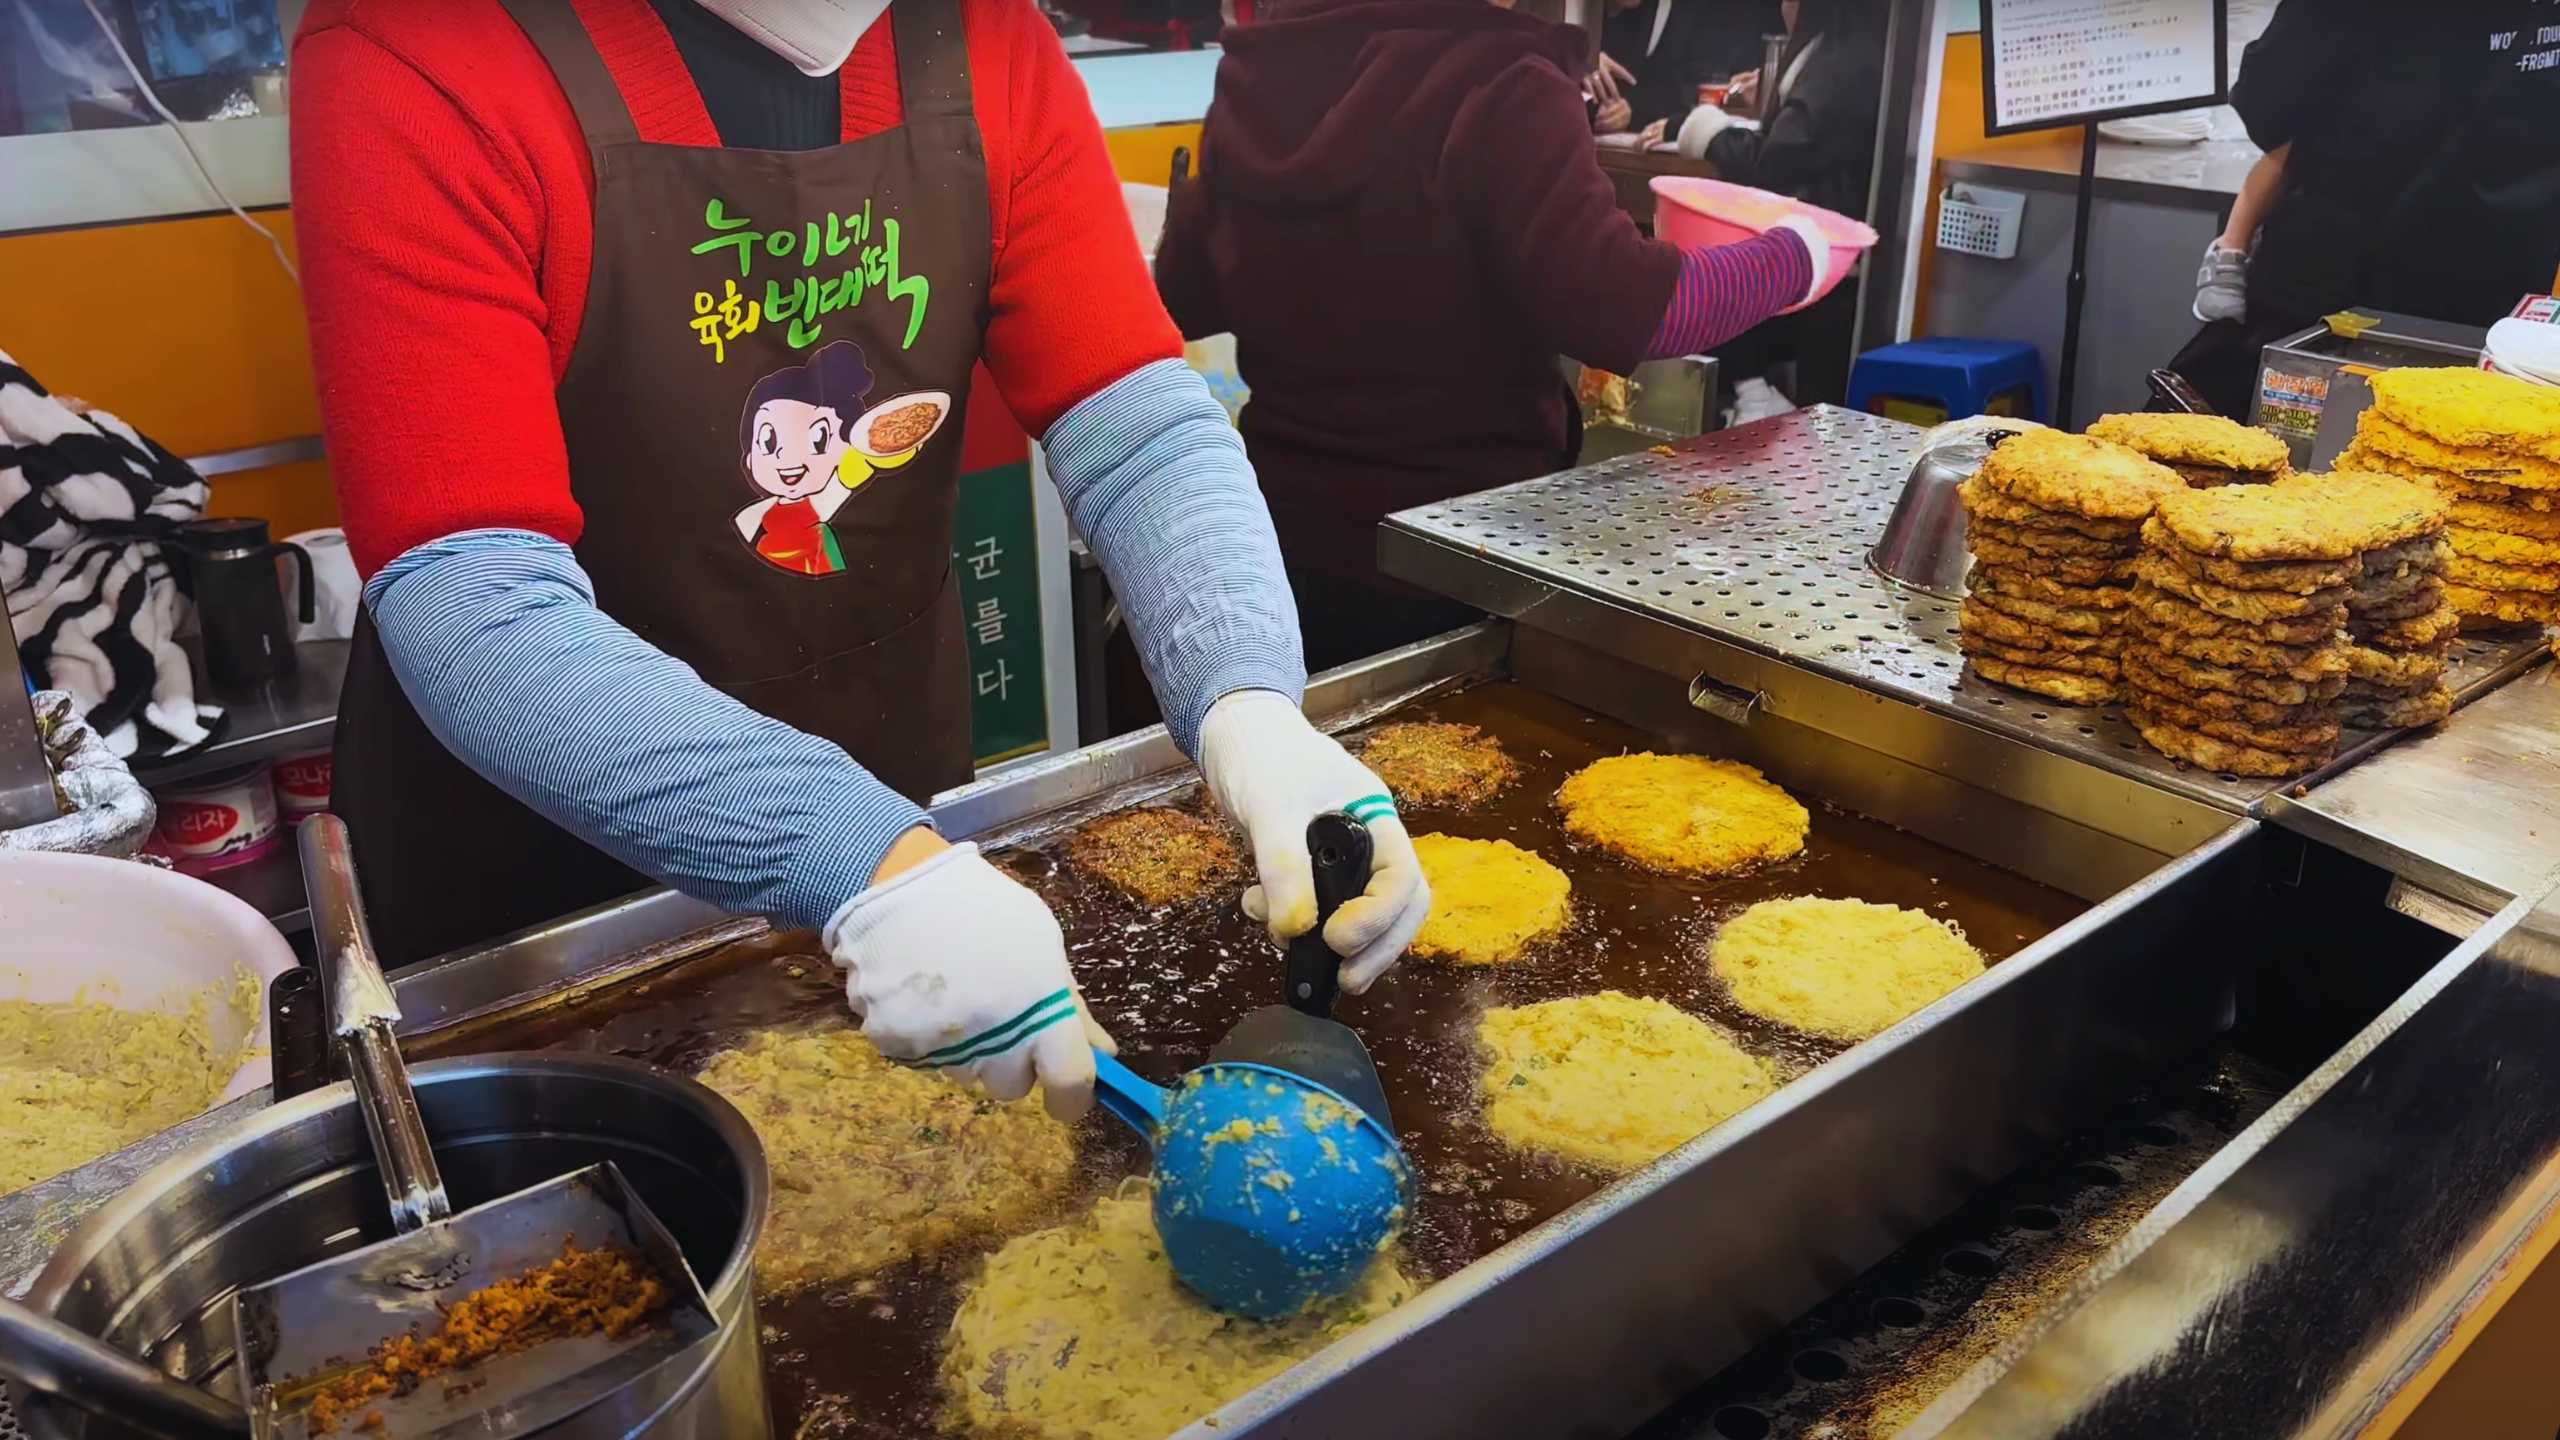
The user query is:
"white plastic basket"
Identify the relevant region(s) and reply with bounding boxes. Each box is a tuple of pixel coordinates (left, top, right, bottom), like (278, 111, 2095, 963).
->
(1936, 183, 2025, 260)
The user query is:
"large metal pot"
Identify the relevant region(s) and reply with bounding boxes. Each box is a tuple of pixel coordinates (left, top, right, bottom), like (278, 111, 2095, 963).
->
(17, 1055, 769, 1440)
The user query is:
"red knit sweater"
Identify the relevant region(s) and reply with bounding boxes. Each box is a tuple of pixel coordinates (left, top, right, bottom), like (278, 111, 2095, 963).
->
(292, 0, 1179, 576)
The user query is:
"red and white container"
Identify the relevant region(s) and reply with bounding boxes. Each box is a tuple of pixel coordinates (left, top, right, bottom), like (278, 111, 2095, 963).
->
(272, 747, 334, 822)
(145, 764, 282, 875)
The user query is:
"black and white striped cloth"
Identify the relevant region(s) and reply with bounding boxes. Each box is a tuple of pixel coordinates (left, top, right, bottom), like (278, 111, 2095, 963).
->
(1, 348, 220, 757)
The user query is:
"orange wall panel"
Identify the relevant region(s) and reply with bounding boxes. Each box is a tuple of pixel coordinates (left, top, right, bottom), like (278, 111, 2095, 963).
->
(0, 208, 338, 533)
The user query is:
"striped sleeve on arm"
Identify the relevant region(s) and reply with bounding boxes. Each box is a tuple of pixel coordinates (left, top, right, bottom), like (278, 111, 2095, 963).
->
(1644, 228, 1817, 360)
(1042, 358, 1305, 754)
(363, 529, 928, 930)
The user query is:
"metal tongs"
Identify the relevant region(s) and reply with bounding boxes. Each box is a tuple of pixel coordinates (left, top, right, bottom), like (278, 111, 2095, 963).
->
(221, 817, 719, 1438)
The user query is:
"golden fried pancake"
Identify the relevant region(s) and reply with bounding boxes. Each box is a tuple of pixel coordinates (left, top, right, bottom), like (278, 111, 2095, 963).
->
(1362, 722, 1519, 809)
(1960, 600, 2123, 653)
(2152, 471, 2443, 562)
(1477, 992, 1775, 1170)
(2447, 498, 2560, 540)
(2124, 659, 2337, 726)
(2127, 616, 2346, 680)
(1958, 476, 2145, 539)
(2342, 642, 2449, 688)
(2135, 554, 2351, 621)
(2142, 519, 2356, 592)
(2125, 691, 2340, 753)
(2340, 438, 2560, 504)
(2352, 561, 2444, 605)
(1707, 897, 1984, 1042)
(2129, 712, 2333, 777)
(941, 1190, 1412, 1440)
(2449, 524, 2560, 569)
(2129, 645, 2348, 705)
(2354, 583, 2449, 624)
(2367, 367, 2560, 467)
(1068, 807, 1243, 906)
(1966, 536, 2139, 584)
(2446, 552, 2560, 594)
(1965, 655, 2118, 705)
(1976, 429, 2183, 520)
(1409, 834, 1570, 965)
(700, 1028, 1075, 1295)
(2128, 583, 2341, 644)
(1968, 564, 2131, 610)
(2087, 412, 2290, 474)
(1968, 515, 2138, 558)
(1958, 631, 2124, 677)
(2344, 409, 2560, 486)
(2340, 684, 2456, 729)
(2445, 584, 2560, 626)
(2357, 603, 2464, 650)
(1557, 753, 1809, 875)
(1967, 579, 2116, 635)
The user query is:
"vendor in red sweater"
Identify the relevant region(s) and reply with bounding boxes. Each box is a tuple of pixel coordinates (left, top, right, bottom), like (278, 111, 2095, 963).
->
(292, 0, 1433, 1120)
(1156, 0, 1848, 670)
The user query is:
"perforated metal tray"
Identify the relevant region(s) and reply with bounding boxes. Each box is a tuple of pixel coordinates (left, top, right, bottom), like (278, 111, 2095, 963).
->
(1381, 406, 2548, 815)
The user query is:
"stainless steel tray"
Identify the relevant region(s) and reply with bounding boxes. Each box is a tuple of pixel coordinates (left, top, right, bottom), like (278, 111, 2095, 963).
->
(1378, 406, 2549, 818)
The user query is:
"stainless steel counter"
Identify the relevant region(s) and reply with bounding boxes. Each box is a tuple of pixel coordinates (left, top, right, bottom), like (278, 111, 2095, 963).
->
(2268, 663, 2560, 913)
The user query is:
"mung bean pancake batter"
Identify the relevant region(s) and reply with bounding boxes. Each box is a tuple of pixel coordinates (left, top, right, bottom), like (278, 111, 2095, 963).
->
(941, 1188, 1413, 1440)
(1477, 992, 1776, 1171)
(1409, 834, 1571, 965)
(696, 1026, 1076, 1294)
(1557, 753, 1809, 876)
(1706, 897, 1986, 1042)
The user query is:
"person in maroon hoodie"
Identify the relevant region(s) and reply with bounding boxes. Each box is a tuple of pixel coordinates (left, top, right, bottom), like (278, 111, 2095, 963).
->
(1157, 0, 1844, 670)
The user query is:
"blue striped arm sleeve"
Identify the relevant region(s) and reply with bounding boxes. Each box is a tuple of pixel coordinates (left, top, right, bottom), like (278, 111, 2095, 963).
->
(1042, 358, 1305, 753)
(363, 530, 926, 931)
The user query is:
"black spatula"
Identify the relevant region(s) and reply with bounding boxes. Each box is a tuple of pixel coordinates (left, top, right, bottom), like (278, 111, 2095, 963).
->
(1208, 811, 1397, 1134)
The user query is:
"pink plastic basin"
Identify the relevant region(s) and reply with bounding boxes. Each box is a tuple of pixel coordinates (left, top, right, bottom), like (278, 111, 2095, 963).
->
(1649, 177, 1878, 310)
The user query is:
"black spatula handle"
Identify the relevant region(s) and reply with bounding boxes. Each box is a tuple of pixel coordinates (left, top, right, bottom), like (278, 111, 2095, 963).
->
(1286, 811, 1374, 1018)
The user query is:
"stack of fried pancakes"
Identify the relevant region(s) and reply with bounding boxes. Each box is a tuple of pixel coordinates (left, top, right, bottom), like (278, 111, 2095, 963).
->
(2339, 367, 2560, 632)
(2087, 411, 2291, 487)
(2123, 473, 2431, 776)
(1957, 429, 2182, 705)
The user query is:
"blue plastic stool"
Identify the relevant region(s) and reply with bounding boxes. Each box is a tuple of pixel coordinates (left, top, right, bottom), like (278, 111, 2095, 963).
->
(1846, 338, 2047, 426)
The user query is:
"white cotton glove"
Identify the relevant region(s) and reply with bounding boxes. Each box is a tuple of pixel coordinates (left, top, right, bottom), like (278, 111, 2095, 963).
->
(1772, 215, 1842, 311)
(823, 841, 1116, 1123)
(1195, 690, 1430, 996)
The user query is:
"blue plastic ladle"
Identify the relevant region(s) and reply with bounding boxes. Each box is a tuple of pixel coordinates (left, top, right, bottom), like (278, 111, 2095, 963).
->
(1092, 1050, 1409, 1320)
(1087, 810, 1412, 1318)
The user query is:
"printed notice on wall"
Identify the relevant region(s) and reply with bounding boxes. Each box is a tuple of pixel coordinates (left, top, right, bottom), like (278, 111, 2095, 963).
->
(1984, 0, 2226, 135)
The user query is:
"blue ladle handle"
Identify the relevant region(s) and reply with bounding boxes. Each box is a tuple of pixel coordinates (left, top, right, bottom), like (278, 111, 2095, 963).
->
(1092, 1049, 1168, 1141)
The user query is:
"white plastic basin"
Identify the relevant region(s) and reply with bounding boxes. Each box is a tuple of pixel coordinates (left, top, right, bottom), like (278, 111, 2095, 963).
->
(0, 850, 297, 1105)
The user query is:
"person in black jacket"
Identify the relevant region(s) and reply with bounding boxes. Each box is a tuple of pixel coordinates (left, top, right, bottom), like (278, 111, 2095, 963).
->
(2169, 0, 2560, 419)
(1590, 0, 1781, 138)
(1672, 0, 1885, 412)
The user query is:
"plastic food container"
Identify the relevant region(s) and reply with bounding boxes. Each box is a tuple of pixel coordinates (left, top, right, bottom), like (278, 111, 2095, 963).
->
(0, 849, 297, 1105)
(146, 763, 282, 874)
(272, 747, 334, 821)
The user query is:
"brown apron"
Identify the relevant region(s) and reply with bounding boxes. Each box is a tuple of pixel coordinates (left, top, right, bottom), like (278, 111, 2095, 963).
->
(333, 1, 989, 967)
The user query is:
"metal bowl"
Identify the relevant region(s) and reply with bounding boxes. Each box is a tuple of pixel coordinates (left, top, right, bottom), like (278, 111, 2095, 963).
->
(17, 1054, 770, 1440)
(1869, 437, 1994, 600)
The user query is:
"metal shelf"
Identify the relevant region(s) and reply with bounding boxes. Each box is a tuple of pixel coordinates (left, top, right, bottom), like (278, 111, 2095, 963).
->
(1382, 405, 2550, 817)
(196, 842, 311, 934)
(131, 639, 347, 787)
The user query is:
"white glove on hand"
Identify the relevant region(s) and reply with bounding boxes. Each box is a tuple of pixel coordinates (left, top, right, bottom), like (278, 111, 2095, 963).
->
(824, 841, 1114, 1122)
(1196, 690, 1430, 995)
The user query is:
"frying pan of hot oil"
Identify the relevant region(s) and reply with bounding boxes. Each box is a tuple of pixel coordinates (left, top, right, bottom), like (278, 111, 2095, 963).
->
(443, 679, 2084, 1439)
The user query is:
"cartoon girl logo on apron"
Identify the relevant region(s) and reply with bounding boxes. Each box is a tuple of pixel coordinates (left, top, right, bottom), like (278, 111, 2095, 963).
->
(731, 340, 952, 576)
